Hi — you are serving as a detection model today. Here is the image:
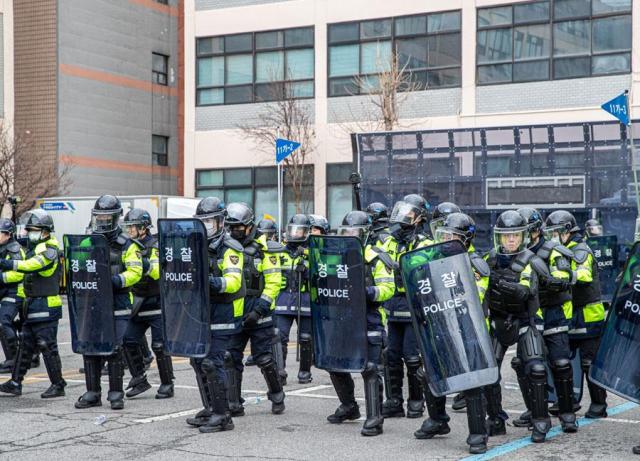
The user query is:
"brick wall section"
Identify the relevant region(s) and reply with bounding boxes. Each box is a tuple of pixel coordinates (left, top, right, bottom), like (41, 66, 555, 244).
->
(195, 0, 295, 10)
(476, 75, 630, 114)
(13, 1, 58, 192)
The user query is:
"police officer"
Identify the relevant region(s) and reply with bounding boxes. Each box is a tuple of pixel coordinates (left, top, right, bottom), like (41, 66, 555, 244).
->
(75, 195, 143, 410)
(257, 218, 278, 242)
(274, 214, 313, 385)
(0, 219, 26, 374)
(309, 214, 330, 235)
(365, 202, 390, 245)
(188, 197, 244, 434)
(547, 210, 607, 418)
(380, 195, 431, 419)
(121, 208, 174, 400)
(415, 212, 489, 454)
(484, 210, 551, 443)
(327, 210, 394, 436)
(225, 202, 285, 417)
(584, 219, 604, 238)
(428, 202, 461, 240)
(0, 210, 65, 398)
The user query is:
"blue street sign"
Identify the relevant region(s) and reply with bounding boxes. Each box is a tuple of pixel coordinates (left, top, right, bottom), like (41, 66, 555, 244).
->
(601, 92, 630, 125)
(276, 138, 301, 164)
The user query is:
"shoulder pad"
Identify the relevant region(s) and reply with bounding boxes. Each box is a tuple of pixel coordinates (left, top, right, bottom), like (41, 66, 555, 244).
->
(266, 240, 285, 253)
(572, 242, 591, 264)
(537, 241, 555, 260)
(377, 233, 390, 244)
(554, 244, 574, 259)
(147, 236, 158, 249)
(43, 247, 59, 261)
(222, 235, 244, 252)
(511, 250, 534, 273)
(116, 233, 129, 246)
(370, 246, 397, 271)
(469, 253, 490, 277)
(529, 255, 551, 278)
(6, 241, 21, 254)
(244, 241, 261, 257)
(130, 238, 144, 250)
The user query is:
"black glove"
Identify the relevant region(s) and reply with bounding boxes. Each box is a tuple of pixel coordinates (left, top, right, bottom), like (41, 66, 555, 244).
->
(547, 277, 570, 292)
(111, 275, 123, 289)
(295, 261, 307, 275)
(209, 275, 223, 293)
(242, 310, 260, 328)
(254, 297, 272, 316)
(0, 259, 13, 271)
(497, 279, 529, 303)
(142, 257, 150, 274)
(366, 286, 377, 302)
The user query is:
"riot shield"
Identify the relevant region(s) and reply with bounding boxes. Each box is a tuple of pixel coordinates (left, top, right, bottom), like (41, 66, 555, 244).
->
(309, 235, 368, 373)
(158, 219, 210, 358)
(400, 240, 499, 397)
(590, 242, 640, 403)
(586, 235, 619, 303)
(64, 234, 116, 355)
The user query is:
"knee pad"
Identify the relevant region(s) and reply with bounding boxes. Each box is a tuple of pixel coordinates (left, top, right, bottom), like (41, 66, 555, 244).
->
(36, 338, 50, 354)
(580, 357, 592, 374)
(510, 357, 523, 373)
(404, 356, 421, 371)
(552, 359, 571, 377)
(299, 332, 312, 344)
(151, 341, 164, 354)
(201, 358, 215, 373)
(529, 363, 546, 383)
(363, 361, 378, 378)
(256, 354, 275, 369)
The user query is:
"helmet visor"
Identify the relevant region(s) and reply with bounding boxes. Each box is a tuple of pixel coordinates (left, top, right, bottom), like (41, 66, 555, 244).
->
(389, 202, 421, 226)
(543, 224, 569, 244)
(337, 225, 369, 243)
(586, 224, 603, 236)
(91, 211, 120, 234)
(435, 227, 467, 245)
(198, 213, 225, 239)
(493, 227, 529, 255)
(286, 224, 309, 242)
(429, 216, 446, 238)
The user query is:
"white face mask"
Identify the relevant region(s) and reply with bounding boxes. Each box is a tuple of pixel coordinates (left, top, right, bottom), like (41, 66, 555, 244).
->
(28, 231, 42, 243)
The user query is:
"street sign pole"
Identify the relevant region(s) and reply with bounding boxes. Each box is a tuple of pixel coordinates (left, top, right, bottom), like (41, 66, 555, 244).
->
(275, 138, 301, 242)
(277, 161, 283, 243)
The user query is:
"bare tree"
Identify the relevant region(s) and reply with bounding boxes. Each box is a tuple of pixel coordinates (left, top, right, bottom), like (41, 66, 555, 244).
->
(0, 123, 73, 215)
(238, 82, 315, 214)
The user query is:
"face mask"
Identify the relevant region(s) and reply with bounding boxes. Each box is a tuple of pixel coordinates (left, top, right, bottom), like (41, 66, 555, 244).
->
(230, 228, 245, 242)
(28, 231, 42, 243)
(204, 222, 216, 238)
(390, 223, 414, 242)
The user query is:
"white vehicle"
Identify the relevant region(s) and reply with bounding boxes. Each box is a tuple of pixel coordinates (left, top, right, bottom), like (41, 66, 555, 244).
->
(33, 195, 200, 245)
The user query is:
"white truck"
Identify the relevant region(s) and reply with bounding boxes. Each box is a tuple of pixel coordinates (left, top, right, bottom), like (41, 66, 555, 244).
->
(34, 195, 200, 245)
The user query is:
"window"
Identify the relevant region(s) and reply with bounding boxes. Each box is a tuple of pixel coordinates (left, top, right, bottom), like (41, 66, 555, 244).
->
(152, 135, 168, 166)
(195, 166, 314, 224)
(328, 11, 461, 96)
(326, 163, 355, 228)
(196, 27, 314, 106)
(152, 53, 169, 86)
(477, 0, 631, 84)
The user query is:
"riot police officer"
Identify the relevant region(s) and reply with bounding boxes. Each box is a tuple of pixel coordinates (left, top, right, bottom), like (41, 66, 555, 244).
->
(257, 218, 278, 242)
(428, 202, 461, 240)
(326, 210, 394, 436)
(484, 210, 552, 443)
(0, 219, 25, 374)
(0, 210, 65, 398)
(225, 202, 285, 417)
(584, 219, 604, 238)
(188, 197, 244, 433)
(415, 212, 489, 454)
(365, 202, 390, 244)
(274, 214, 313, 384)
(379, 196, 431, 419)
(121, 208, 174, 400)
(547, 210, 607, 418)
(75, 195, 143, 410)
(309, 214, 330, 235)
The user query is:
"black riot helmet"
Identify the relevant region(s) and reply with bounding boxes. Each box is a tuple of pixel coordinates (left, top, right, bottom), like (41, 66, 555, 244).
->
(20, 209, 54, 232)
(429, 202, 461, 238)
(517, 207, 543, 236)
(123, 208, 152, 235)
(286, 214, 310, 243)
(493, 210, 530, 255)
(194, 196, 226, 241)
(544, 210, 578, 244)
(91, 194, 123, 234)
(403, 194, 431, 222)
(0, 218, 15, 235)
(585, 218, 603, 237)
(226, 202, 256, 244)
(434, 212, 476, 248)
(337, 210, 372, 244)
(257, 217, 277, 240)
(365, 202, 389, 230)
(308, 214, 330, 235)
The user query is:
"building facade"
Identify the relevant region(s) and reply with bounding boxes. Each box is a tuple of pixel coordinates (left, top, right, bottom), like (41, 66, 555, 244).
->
(187, 0, 637, 227)
(15, 0, 180, 197)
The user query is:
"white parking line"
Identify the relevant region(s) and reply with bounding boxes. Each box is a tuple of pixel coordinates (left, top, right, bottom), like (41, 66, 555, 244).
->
(600, 417, 640, 424)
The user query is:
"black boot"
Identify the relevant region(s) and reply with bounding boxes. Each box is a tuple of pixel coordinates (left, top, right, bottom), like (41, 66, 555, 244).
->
(75, 356, 102, 408)
(552, 359, 578, 433)
(0, 335, 33, 396)
(140, 338, 153, 371)
(405, 357, 425, 418)
(484, 382, 507, 436)
(153, 342, 174, 399)
(452, 392, 467, 411)
(225, 352, 244, 416)
(107, 349, 125, 410)
(244, 355, 256, 366)
(297, 333, 313, 384)
(41, 351, 66, 398)
(327, 372, 360, 423)
(361, 363, 383, 436)
(633, 445, 640, 455)
(199, 362, 234, 433)
(382, 362, 405, 418)
(414, 385, 450, 439)
(529, 363, 552, 442)
(187, 359, 211, 427)
(465, 388, 488, 454)
(582, 358, 607, 418)
(0, 332, 17, 374)
(124, 342, 151, 398)
(258, 355, 285, 414)
(511, 357, 533, 427)
(271, 328, 287, 385)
